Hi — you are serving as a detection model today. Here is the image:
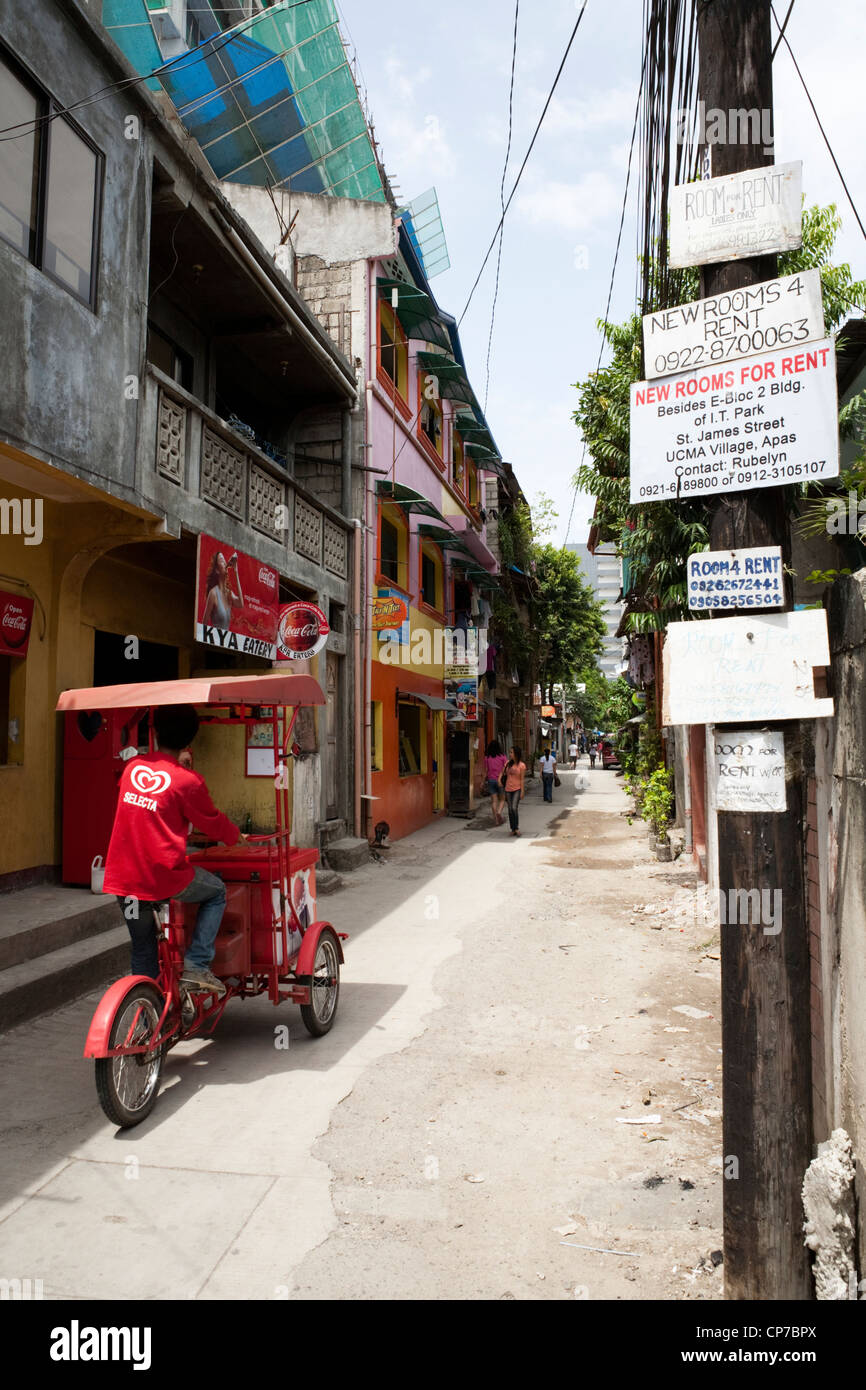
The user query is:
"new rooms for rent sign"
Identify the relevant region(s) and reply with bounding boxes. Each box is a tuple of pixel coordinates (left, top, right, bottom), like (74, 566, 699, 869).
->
(629, 340, 839, 503)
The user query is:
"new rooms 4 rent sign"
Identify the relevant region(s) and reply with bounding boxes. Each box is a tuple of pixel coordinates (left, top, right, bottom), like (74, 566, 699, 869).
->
(629, 340, 839, 503)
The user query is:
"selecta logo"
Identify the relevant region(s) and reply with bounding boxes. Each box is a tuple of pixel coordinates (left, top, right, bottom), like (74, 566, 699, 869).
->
(130, 765, 172, 796)
(277, 602, 330, 661)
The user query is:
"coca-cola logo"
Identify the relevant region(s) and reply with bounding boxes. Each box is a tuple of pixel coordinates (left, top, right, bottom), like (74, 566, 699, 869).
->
(0, 596, 32, 651)
(277, 602, 330, 661)
(259, 566, 277, 588)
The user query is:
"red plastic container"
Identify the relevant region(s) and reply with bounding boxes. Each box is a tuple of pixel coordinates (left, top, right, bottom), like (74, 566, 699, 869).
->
(184, 843, 319, 970)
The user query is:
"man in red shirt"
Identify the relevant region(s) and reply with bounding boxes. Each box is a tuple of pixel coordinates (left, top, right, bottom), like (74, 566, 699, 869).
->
(104, 705, 244, 996)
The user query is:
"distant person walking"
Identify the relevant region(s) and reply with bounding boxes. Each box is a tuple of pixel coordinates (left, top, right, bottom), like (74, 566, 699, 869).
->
(569, 738, 578, 769)
(484, 739, 508, 826)
(502, 746, 527, 837)
(588, 744, 597, 769)
(539, 746, 557, 803)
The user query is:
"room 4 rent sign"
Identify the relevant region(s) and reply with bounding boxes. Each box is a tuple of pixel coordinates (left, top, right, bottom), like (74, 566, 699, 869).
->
(629, 340, 839, 503)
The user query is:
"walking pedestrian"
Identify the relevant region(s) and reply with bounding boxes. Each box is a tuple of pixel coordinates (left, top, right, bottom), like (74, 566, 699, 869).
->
(588, 744, 597, 769)
(502, 746, 527, 836)
(484, 739, 508, 826)
(569, 737, 578, 769)
(539, 746, 557, 802)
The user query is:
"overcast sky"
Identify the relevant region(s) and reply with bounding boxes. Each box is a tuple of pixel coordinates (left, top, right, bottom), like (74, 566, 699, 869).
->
(335, 0, 866, 545)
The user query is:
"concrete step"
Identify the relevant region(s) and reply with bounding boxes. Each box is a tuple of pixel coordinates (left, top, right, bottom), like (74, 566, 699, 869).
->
(0, 887, 120, 970)
(325, 837, 370, 873)
(316, 869, 344, 896)
(0, 926, 130, 1034)
(319, 818, 348, 849)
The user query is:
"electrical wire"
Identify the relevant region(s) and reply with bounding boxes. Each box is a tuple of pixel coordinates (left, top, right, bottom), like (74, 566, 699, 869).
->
(0, 0, 322, 143)
(770, 0, 795, 59)
(562, 32, 648, 550)
(483, 0, 520, 415)
(770, 1, 866, 245)
(457, 0, 590, 329)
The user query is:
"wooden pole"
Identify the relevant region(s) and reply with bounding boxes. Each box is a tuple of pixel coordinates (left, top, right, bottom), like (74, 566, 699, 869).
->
(696, 0, 813, 1299)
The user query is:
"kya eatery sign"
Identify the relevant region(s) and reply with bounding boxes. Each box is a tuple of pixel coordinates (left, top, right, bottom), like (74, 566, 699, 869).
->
(629, 340, 839, 503)
(0, 589, 34, 657)
(276, 602, 330, 662)
(668, 161, 803, 269)
(195, 534, 279, 660)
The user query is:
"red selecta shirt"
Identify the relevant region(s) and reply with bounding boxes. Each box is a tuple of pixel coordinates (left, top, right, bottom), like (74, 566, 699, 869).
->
(103, 754, 240, 900)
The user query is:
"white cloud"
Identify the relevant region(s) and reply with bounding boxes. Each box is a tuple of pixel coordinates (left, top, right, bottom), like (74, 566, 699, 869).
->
(516, 171, 623, 233)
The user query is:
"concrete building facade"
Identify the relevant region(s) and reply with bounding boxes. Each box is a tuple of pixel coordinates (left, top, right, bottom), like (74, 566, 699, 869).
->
(567, 543, 625, 680)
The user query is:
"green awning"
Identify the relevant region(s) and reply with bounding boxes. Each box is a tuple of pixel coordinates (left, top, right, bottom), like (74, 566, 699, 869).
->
(377, 280, 452, 352)
(376, 481, 446, 522)
(416, 352, 476, 407)
(417, 525, 476, 558)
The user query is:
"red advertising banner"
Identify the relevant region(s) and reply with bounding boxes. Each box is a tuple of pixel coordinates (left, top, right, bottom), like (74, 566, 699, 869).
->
(195, 534, 279, 660)
(0, 590, 34, 658)
(276, 602, 330, 662)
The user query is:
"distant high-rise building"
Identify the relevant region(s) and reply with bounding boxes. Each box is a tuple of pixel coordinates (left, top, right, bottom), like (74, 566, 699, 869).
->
(567, 543, 625, 680)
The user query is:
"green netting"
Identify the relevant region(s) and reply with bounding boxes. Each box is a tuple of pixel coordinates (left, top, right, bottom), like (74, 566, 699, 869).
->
(417, 526, 476, 558)
(377, 280, 452, 352)
(102, 0, 164, 91)
(376, 481, 447, 522)
(416, 352, 476, 407)
(153, 0, 385, 201)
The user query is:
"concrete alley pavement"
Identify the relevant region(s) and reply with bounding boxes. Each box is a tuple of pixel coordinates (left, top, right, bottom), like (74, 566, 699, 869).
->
(0, 760, 723, 1301)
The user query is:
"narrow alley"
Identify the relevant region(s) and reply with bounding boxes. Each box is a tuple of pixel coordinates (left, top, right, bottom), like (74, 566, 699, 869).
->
(0, 762, 723, 1302)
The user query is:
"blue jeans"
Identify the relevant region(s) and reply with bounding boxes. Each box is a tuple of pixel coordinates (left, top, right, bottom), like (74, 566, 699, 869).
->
(542, 773, 554, 802)
(117, 868, 226, 977)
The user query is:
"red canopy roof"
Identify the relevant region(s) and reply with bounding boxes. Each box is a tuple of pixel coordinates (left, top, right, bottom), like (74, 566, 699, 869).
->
(56, 671, 325, 711)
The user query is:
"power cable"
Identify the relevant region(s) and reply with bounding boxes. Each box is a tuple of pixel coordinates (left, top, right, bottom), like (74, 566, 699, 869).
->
(457, 0, 590, 329)
(562, 34, 648, 550)
(0, 0, 321, 143)
(771, 0, 795, 59)
(770, 0, 866, 245)
(483, 0, 520, 414)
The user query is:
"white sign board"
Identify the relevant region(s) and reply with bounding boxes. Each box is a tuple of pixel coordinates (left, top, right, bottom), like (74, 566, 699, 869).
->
(687, 546, 783, 611)
(669, 161, 802, 268)
(714, 729, 787, 812)
(629, 339, 839, 503)
(643, 270, 823, 380)
(662, 609, 834, 725)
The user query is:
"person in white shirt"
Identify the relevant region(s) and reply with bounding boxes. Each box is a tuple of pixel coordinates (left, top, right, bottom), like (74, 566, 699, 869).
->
(568, 739, 578, 769)
(539, 747, 557, 803)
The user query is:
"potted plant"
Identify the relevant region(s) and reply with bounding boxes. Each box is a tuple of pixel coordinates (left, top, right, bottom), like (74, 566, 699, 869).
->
(642, 766, 674, 860)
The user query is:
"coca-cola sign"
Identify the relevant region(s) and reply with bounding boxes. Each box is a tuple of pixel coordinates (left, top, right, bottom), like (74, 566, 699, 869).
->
(276, 601, 330, 662)
(0, 590, 34, 658)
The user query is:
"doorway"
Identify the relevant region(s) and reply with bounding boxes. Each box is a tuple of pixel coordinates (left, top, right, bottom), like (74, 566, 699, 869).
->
(448, 729, 470, 815)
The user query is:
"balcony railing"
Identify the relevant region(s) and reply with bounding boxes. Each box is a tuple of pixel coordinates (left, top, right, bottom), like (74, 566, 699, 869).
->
(147, 365, 349, 581)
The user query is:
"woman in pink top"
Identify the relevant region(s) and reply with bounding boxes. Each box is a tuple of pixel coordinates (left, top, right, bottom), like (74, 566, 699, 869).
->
(502, 746, 527, 837)
(484, 739, 508, 826)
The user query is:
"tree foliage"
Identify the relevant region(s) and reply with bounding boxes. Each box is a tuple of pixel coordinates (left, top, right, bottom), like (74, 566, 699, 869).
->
(532, 543, 606, 699)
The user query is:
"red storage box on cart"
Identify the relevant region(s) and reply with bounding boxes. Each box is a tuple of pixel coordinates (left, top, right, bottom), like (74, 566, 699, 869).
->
(174, 843, 319, 970)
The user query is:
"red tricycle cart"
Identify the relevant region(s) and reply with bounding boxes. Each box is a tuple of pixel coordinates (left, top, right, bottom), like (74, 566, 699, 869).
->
(56, 672, 347, 1129)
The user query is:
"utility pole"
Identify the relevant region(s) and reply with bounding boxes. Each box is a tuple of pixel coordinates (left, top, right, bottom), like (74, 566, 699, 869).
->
(696, 0, 813, 1299)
